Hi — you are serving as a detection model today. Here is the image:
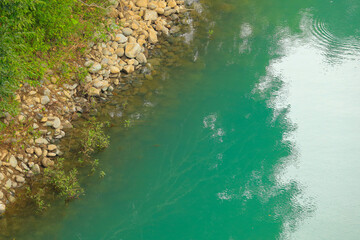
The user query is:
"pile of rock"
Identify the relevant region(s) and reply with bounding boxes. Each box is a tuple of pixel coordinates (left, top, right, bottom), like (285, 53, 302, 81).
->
(83, 0, 187, 97)
(0, 0, 189, 215)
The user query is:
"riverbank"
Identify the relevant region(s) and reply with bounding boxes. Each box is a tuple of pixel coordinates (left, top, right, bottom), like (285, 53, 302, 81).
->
(0, 0, 193, 215)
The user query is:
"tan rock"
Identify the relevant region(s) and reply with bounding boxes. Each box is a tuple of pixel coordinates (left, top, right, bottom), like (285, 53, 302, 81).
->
(144, 10, 158, 21)
(115, 48, 125, 57)
(110, 66, 121, 74)
(168, 0, 177, 8)
(125, 43, 142, 58)
(135, 0, 147, 8)
(48, 144, 57, 151)
(88, 87, 100, 96)
(148, 29, 158, 44)
(123, 65, 135, 74)
(158, 1, 167, 8)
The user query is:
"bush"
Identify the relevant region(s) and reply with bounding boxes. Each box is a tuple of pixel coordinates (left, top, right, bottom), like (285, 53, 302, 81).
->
(43, 158, 84, 201)
(82, 120, 110, 156)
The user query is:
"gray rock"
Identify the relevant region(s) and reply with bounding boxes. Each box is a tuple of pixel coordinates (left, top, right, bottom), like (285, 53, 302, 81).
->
(170, 25, 181, 34)
(0, 202, 5, 214)
(41, 158, 54, 168)
(144, 10, 158, 21)
(84, 60, 94, 67)
(32, 164, 41, 174)
(122, 28, 133, 36)
(9, 155, 17, 168)
(33, 123, 39, 129)
(35, 137, 49, 145)
(15, 175, 25, 183)
(93, 80, 110, 89)
(88, 87, 100, 96)
(136, 53, 147, 64)
(5, 179, 12, 188)
(89, 63, 102, 73)
(125, 43, 142, 59)
(45, 117, 61, 129)
(34, 147, 42, 157)
(48, 144, 57, 151)
(115, 34, 128, 43)
(41, 96, 50, 105)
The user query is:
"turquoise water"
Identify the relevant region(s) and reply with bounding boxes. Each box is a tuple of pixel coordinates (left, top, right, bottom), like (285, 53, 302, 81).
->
(5, 0, 360, 239)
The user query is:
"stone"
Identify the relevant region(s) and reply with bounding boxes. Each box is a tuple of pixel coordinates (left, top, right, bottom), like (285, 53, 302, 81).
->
(136, 53, 147, 64)
(89, 63, 102, 73)
(115, 48, 125, 57)
(35, 137, 49, 145)
(136, 0, 147, 7)
(0, 173, 4, 181)
(15, 175, 25, 183)
(41, 96, 50, 105)
(170, 25, 180, 34)
(41, 158, 54, 168)
(122, 28, 133, 36)
(88, 87, 100, 97)
(32, 164, 41, 174)
(47, 152, 57, 157)
(115, 34, 128, 43)
(148, 3, 157, 9)
(148, 29, 158, 44)
(110, 66, 121, 74)
(0, 191, 3, 199)
(26, 147, 34, 154)
(144, 10, 158, 21)
(45, 117, 61, 129)
(125, 43, 142, 58)
(48, 144, 57, 151)
(34, 147, 42, 157)
(84, 60, 94, 67)
(18, 115, 25, 122)
(5, 179, 12, 188)
(156, 7, 165, 14)
(93, 80, 110, 89)
(0, 202, 5, 214)
(33, 123, 39, 129)
(9, 155, 17, 168)
(123, 65, 135, 74)
(168, 0, 177, 8)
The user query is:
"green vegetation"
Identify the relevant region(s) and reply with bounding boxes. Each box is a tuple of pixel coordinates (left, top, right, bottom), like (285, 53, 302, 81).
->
(0, 0, 109, 114)
(82, 119, 110, 156)
(43, 158, 84, 201)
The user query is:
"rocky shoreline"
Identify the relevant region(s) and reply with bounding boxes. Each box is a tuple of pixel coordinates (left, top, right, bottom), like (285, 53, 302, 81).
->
(0, 0, 193, 214)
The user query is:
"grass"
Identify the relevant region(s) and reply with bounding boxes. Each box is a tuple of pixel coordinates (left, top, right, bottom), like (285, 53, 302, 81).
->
(0, 0, 110, 118)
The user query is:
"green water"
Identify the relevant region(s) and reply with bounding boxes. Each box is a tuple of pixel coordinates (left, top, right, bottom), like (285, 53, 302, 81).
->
(5, 0, 360, 239)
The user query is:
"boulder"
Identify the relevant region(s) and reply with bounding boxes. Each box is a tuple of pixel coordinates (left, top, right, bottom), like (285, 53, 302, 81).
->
(9, 155, 17, 168)
(0, 202, 5, 214)
(122, 28, 133, 36)
(35, 137, 49, 145)
(41, 96, 50, 105)
(125, 43, 142, 58)
(89, 63, 102, 73)
(136, 53, 147, 64)
(88, 87, 100, 96)
(135, 0, 148, 8)
(144, 10, 158, 21)
(115, 34, 128, 43)
(148, 29, 158, 44)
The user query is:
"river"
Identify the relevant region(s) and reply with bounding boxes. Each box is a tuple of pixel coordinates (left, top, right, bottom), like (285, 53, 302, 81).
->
(4, 0, 360, 239)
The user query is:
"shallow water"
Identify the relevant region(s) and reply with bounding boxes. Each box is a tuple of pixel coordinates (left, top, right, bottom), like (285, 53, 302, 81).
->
(4, 0, 360, 239)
